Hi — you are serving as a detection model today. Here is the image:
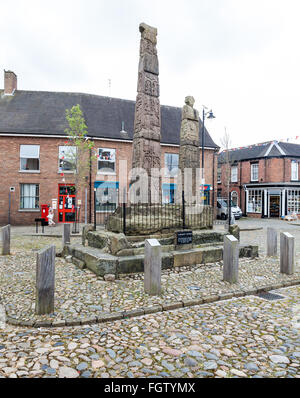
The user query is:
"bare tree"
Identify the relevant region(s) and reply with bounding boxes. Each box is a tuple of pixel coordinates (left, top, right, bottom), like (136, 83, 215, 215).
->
(219, 127, 236, 227)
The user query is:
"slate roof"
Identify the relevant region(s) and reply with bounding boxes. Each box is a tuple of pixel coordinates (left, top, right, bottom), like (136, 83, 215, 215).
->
(218, 141, 300, 164)
(0, 90, 219, 148)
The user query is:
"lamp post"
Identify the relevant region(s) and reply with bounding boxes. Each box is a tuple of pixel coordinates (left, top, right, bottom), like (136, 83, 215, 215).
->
(201, 107, 216, 202)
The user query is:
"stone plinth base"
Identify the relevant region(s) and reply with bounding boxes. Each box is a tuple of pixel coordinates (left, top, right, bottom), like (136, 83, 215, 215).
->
(107, 204, 213, 235)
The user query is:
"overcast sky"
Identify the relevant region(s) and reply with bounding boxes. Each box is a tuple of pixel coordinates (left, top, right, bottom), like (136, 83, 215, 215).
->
(1, 0, 300, 149)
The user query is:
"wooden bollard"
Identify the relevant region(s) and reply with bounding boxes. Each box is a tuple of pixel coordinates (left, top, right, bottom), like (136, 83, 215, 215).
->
(36, 245, 56, 315)
(223, 235, 239, 284)
(267, 227, 277, 256)
(144, 239, 161, 296)
(280, 232, 294, 275)
(1, 225, 10, 255)
(62, 223, 71, 246)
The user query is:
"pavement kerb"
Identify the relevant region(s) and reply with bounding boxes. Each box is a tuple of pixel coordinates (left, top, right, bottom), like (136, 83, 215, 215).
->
(4, 278, 300, 329)
(239, 227, 263, 232)
(22, 234, 82, 238)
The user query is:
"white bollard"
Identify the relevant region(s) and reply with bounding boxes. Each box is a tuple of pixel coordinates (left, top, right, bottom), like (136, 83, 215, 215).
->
(1, 225, 10, 255)
(62, 223, 71, 246)
(36, 245, 56, 315)
(267, 227, 277, 256)
(144, 239, 161, 296)
(280, 232, 295, 275)
(223, 235, 239, 284)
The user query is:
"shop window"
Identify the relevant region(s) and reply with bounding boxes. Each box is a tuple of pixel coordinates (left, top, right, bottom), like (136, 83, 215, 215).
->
(20, 184, 39, 209)
(20, 145, 40, 171)
(95, 181, 119, 211)
(287, 189, 300, 214)
(247, 189, 262, 213)
(162, 183, 176, 204)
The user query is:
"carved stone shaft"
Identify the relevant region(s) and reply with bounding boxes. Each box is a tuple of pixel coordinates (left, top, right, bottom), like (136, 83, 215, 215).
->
(132, 23, 161, 203)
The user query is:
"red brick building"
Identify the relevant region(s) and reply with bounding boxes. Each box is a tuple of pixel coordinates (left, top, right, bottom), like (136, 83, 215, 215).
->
(0, 71, 219, 226)
(218, 140, 300, 218)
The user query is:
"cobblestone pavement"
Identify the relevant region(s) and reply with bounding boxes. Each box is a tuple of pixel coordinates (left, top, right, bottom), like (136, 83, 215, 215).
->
(216, 217, 300, 256)
(0, 286, 299, 378)
(0, 219, 299, 378)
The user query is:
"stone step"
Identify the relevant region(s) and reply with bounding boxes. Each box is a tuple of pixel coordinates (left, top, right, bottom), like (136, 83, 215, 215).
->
(65, 242, 258, 277)
(128, 230, 226, 247)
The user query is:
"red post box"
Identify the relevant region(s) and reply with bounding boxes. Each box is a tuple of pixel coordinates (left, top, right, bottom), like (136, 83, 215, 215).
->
(41, 204, 49, 222)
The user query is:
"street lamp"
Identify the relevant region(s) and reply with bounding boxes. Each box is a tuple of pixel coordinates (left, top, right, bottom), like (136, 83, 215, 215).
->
(202, 107, 216, 173)
(201, 107, 216, 202)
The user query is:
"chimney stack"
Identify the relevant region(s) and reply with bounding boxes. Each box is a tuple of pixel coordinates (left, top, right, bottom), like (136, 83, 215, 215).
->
(4, 70, 17, 95)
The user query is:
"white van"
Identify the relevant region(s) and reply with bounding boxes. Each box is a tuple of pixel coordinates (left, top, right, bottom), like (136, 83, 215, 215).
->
(217, 198, 242, 220)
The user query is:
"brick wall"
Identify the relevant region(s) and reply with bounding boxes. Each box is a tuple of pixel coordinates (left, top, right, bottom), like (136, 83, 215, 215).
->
(0, 135, 217, 225)
(4, 71, 17, 95)
(218, 156, 300, 215)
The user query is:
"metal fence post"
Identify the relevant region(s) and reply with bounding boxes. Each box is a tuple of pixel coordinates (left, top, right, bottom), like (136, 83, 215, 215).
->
(94, 188, 97, 231)
(123, 187, 126, 235)
(182, 190, 185, 229)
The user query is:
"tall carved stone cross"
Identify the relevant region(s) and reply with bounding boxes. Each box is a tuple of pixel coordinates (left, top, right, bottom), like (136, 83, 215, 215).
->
(131, 23, 161, 204)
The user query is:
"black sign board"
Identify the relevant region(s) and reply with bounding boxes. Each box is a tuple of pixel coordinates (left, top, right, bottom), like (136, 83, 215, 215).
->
(176, 230, 193, 245)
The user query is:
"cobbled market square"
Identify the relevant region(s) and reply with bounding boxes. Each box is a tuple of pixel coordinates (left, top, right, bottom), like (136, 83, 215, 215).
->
(1, 2, 300, 386)
(0, 219, 300, 380)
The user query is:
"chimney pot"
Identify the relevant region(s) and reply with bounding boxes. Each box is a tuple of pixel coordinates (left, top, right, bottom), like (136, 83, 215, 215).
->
(4, 70, 17, 95)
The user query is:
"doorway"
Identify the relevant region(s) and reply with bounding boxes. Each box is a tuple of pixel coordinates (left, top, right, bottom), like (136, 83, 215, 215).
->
(58, 184, 76, 223)
(269, 195, 280, 218)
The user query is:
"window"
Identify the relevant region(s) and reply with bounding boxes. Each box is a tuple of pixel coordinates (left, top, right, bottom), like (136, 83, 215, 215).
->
(251, 163, 259, 181)
(291, 161, 299, 181)
(247, 189, 262, 213)
(95, 181, 118, 211)
(164, 153, 179, 177)
(162, 183, 176, 204)
(203, 189, 210, 205)
(20, 184, 39, 209)
(20, 145, 40, 171)
(231, 191, 238, 206)
(231, 166, 238, 182)
(217, 168, 221, 184)
(287, 189, 300, 214)
(58, 146, 77, 172)
(98, 148, 116, 174)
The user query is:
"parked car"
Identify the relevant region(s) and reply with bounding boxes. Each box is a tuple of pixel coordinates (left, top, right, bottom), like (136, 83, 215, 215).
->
(217, 198, 243, 220)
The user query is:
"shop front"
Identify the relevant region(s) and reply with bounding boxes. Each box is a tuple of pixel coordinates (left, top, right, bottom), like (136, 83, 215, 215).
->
(244, 184, 300, 218)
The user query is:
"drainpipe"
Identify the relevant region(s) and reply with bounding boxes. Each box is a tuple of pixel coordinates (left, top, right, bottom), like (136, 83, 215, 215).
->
(212, 151, 215, 210)
(239, 161, 242, 209)
(89, 148, 92, 224)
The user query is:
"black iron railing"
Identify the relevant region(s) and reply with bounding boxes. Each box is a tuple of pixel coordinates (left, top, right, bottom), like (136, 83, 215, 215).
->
(94, 190, 213, 235)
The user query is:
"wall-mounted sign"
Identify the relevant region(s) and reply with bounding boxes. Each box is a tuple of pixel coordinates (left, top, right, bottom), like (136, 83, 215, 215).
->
(52, 199, 57, 210)
(10, 187, 15, 192)
(78, 199, 82, 205)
